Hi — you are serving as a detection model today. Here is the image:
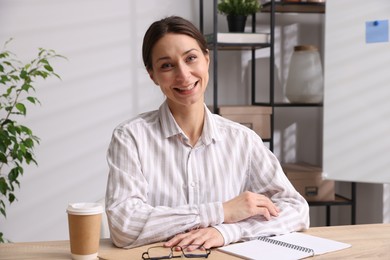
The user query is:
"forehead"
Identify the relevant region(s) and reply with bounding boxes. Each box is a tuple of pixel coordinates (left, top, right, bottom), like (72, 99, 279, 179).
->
(152, 33, 201, 59)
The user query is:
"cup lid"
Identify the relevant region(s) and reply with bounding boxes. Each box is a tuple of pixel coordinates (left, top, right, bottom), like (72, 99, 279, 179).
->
(67, 202, 104, 215)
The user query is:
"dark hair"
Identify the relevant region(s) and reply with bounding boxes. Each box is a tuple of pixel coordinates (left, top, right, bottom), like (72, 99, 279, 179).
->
(142, 16, 208, 71)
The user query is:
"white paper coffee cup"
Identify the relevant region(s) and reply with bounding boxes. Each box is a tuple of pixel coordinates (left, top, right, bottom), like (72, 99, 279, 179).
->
(67, 203, 104, 260)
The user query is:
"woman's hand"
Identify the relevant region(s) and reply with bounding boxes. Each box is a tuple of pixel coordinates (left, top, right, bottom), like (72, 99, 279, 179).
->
(164, 227, 224, 249)
(223, 191, 280, 223)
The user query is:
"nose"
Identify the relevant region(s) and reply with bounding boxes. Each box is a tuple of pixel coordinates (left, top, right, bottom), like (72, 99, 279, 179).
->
(175, 62, 191, 82)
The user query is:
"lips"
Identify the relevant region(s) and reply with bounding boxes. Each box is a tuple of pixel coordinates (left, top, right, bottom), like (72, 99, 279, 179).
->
(174, 81, 198, 93)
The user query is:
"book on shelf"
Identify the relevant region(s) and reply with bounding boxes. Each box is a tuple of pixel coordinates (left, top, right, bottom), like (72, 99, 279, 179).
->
(204, 32, 270, 44)
(218, 232, 351, 260)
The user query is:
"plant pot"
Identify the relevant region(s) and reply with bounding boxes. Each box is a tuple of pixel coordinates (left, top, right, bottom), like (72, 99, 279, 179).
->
(227, 15, 247, 32)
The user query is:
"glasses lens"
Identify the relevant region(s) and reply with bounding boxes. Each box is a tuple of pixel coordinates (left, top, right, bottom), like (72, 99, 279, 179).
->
(145, 246, 172, 259)
(181, 244, 210, 258)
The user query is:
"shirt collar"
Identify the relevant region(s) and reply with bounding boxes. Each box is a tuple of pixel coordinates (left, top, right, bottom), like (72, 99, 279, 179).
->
(201, 105, 222, 144)
(158, 101, 221, 145)
(158, 101, 182, 139)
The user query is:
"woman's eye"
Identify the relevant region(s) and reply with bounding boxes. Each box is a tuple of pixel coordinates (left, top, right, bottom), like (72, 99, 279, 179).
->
(186, 55, 197, 62)
(161, 63, 173, 69)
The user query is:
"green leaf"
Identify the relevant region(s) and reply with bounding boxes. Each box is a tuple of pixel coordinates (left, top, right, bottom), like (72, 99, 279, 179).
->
(23, 138, 34, 148)
(27, 96, 36, 104)
(10, 75, 19, 81)
(20, 143, 26, 153)
(14, 125, 21, 135)
(0, 200, 5, 209)
(8, 193, 16, 204)
(24, 151, 33, 164)
(24, 63, 31, 70)
(20, 70, 27, 79)
(52, 72, 62, 79)
(0, 153, 7, 163)
(0, 177, 8, 195)
(15, 103, 26, 115)
(3, 61, 12, 66)
(0, 51, 9, 58)
(1, 75, 9, 83)
(0, 143, 6, 153)
(38, 48, 45, 56)
(8, 167, 20, 182)
(19, 125, 31, 134)
(15, 164, 24, 175)
(22, 83, 33, 92)
(31, 70, 49, 79)
(1, 119, 14, 127)
(38, 59, 49, 65)
(0, 207, 6, 218)
(44, 65, 53, 72)
(7, 124, 16, 135)
(0, 64, 3, 72)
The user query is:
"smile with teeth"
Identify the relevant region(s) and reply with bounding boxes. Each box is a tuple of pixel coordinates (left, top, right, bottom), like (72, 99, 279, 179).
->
(174, 81, 198, 93)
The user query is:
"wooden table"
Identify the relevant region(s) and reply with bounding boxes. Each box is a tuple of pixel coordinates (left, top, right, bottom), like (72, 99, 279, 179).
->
(0, 223, 389, 259)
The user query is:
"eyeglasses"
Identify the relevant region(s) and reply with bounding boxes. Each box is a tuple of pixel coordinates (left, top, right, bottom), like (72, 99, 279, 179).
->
(142, 244, 211, 259)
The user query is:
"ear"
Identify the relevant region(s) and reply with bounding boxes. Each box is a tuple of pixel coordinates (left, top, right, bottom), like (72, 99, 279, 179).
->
(148, 69, 159, 86)
(204, 49, 210, 66)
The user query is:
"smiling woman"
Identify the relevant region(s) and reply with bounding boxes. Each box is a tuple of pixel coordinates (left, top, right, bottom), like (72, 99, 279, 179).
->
(148, 34, 209, 115)
(105, 15, 309, 250)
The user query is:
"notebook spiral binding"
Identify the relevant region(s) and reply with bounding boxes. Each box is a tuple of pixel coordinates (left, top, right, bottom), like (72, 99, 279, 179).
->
(258, 236, 315, 255)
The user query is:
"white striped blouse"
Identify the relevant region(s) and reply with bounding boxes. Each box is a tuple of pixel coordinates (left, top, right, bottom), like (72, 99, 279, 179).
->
(105, 101, 309, 249)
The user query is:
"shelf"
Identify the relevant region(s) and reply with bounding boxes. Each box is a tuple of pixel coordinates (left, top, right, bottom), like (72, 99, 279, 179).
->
(253, 102, 323, 107)
(207, 42, 271, 50)
(205, 32, 271, 50)
(262, 1, 325, 14)
(273, 102, 323, 107)
(308, 194, 353, 206)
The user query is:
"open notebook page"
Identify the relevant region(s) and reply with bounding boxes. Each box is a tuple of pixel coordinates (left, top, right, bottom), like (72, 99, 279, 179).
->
(218, 232, 351, 260)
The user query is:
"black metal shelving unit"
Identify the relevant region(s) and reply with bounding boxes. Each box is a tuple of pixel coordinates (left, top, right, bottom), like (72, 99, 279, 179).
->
(262, 1, 355, 226)
(199, 0, 355, 226)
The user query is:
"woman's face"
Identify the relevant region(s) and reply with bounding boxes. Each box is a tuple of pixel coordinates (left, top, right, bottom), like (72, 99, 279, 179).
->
(148, 33, 210, 109)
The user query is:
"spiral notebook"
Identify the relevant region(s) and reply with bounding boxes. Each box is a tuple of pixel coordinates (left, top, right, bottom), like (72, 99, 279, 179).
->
(218, 232, 351, 260)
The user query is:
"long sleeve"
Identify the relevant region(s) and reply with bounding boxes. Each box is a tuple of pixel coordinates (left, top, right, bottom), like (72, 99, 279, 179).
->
(214, 141, 310, 245)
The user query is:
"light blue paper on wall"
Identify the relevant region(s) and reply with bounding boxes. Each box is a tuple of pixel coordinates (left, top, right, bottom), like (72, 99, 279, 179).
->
(365, 20, 389, 43)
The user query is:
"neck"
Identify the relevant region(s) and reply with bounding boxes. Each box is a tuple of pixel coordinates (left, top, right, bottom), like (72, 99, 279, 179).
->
(168, 101, 205, 146)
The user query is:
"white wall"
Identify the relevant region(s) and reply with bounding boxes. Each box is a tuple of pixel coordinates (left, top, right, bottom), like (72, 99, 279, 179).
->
(0, 0, 196, 242)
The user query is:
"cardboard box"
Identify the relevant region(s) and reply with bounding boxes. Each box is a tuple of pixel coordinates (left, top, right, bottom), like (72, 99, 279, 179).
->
(219, 106, 272, 139)
(282, 163, 335, 201)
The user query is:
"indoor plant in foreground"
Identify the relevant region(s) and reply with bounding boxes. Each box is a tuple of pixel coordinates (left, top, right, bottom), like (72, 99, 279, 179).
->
(0, 39, 64, 242)
(218, 0, 261, 32)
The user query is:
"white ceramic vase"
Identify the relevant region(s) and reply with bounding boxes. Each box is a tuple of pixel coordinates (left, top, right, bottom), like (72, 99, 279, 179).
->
(285, 45, 324, 103)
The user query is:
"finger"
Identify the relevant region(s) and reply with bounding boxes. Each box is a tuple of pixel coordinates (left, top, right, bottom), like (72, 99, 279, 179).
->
(191, 237, 207, 248)
(175, 233, 200, 248)
(267, 204, 279, 217)
(164, 233, 186, 247)
(203, 237, 220, 249)
(255, 196, 279, 217)
(257, 207, 271, 220)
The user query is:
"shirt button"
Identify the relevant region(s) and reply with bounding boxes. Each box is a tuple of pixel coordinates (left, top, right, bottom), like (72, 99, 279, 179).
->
(191, 182, 196, 187)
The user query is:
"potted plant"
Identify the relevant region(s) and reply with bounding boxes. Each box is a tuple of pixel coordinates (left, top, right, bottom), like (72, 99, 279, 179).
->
(217, 0, 261, 32)
(0, 39, 64, 242)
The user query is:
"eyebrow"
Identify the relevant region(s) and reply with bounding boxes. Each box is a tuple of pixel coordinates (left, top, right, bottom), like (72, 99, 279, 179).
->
(156, 48, 199, 62)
